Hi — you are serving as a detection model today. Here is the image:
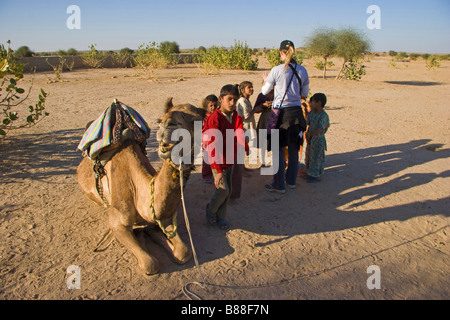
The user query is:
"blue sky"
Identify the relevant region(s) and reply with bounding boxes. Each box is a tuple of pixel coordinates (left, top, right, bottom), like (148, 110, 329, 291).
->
(1, 0, 449, 53)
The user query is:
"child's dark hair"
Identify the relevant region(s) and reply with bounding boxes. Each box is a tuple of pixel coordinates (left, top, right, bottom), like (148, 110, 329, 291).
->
(238, 81, 252, 97)
(220, 84, 239, 98)
(201, 94, 218, 110)
(311, 93, 327, 107)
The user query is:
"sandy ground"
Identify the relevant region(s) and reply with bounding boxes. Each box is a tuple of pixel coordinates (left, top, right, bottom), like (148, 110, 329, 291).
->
(0, 56, 449, 300)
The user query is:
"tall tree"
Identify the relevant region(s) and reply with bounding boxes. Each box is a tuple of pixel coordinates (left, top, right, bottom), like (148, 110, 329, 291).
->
(306, 27, 337, 78)
(334, 27, 371, 79)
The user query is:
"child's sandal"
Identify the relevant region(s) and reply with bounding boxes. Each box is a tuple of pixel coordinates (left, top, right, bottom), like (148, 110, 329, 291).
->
(217, 219, 230, 231)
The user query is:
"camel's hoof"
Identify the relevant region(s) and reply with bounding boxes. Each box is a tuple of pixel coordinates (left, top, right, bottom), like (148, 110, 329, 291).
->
(173, 246, 192, 265)
(139, 256, 160, 275)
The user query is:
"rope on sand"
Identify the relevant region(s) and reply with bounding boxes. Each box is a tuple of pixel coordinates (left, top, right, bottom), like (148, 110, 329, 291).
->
(179, 163, 207, 300)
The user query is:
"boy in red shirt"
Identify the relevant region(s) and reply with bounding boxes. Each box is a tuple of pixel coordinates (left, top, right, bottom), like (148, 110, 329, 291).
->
(203, 84, 246, 231)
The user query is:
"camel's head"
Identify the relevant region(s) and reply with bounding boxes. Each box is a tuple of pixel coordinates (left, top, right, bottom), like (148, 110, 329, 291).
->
(157, 98, 206, 162)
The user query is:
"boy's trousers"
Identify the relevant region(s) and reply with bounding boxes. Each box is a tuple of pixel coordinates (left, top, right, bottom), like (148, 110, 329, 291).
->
(210, 165, 234, 220)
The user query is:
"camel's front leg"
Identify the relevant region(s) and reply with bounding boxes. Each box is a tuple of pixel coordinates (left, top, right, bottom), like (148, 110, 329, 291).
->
(109, 208, 159, 275)
(169, 232, 192, 264)
(145, 223, 191, 265)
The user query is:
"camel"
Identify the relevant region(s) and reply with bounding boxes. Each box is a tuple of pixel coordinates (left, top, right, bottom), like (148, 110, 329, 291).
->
(77, 98, 206, 274)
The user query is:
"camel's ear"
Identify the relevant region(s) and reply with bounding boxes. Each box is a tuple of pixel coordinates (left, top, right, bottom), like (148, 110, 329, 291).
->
(165, 97, 174, 113)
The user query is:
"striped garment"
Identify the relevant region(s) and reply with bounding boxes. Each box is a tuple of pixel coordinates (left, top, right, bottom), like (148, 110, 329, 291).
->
(77, 101, 150, 159)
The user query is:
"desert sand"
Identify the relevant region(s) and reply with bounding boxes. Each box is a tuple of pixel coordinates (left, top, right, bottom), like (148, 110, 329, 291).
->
(0, 56, 449, 300)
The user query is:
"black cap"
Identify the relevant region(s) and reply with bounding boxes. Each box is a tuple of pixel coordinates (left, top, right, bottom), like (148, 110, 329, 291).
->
(280, 40, 294, 51)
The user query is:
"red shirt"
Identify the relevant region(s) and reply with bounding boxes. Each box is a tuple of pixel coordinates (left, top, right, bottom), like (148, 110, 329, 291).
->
(203, 109, 247, 173)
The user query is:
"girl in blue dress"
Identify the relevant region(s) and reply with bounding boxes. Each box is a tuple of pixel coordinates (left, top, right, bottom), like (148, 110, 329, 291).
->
(305, 93, 330, 182)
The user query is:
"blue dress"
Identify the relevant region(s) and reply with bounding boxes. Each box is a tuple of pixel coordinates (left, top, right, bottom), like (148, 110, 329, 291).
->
(306, 110, 329, 177)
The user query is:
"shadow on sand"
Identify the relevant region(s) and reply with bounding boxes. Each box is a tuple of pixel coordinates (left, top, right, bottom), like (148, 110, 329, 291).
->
(178, 139, 449, 274)
(0, 129, 84, 183)
(384, 80, 443, 86)
(3, 130, 447, 278)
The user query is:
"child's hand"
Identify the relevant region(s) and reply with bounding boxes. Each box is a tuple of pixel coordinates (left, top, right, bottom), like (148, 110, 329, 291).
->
(214, 172, 223, 189)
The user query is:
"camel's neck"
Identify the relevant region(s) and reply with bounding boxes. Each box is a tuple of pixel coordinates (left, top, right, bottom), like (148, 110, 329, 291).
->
(124, 146, 181, 223)
(151, 159, 183, 221)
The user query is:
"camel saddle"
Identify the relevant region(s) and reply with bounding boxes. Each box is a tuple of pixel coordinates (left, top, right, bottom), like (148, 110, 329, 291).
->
(77, 100, 151, 205)
(77, 100, 150, 160)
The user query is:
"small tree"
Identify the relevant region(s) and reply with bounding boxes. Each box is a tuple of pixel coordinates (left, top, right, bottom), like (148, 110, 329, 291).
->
(266, 48, 282, 68)
(82, 44, 106, 69)
(113, 48, 134, 68)
(334, 27, 371, 79)
(198, 41, 258, 71)
(46, 56, 66, 80)
(397, 52, 409, 59)
(306, 27, 337, 78)
(66, 48, 79, 56)
(1, 41, 48, 139)
(134, 42, 178, 78)
(15, 46, 34, 57)
(266, 48, 304, 68)
(196, 46, 207, 53)
(388, 50, 398, 57)
(426, 55, 440, 70)
(160, 41, 180, 54)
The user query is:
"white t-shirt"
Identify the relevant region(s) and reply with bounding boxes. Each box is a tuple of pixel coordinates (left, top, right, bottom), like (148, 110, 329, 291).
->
(236, 97, 256, 131)
(262, 62, 309, 109)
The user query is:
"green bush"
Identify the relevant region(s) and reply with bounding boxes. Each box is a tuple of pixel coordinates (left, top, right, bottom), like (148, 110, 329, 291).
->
(314, 60, 335, 71)
(426, 55, 440, 70)
(113, 49, 134, 68)
(395, 52, 409, 61)
(198, 41, 258, 70)
(160, 41, 180, 54)
(341, 59, 366, 80)
(389, 59, 397, 68)
(82, 44, 106, 69)
(266, 48, 303, 68)
(196, 46, 207, 53)
(134, 41, 177, 71)
(66, 48, 78, 56)
(119, 48, 134, 55)
(55, 50, 67, 56)
(266, 49, 282, 68)
(15, 46, 34, 57)
(46, 56, 66, 80)
(315, 60, 325, 70)
(388, 50, 397, 57)
(409, 53, 420, 60)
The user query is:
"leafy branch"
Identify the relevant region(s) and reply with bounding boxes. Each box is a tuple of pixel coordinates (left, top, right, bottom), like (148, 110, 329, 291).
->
(1, 41, 49, 139)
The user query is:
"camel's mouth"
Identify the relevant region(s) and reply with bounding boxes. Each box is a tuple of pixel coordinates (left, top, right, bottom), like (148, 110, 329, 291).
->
(158, 142, 175, 159)
(159, 143, 174, 153)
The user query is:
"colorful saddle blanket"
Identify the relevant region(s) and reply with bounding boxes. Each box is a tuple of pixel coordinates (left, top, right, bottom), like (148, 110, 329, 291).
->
(77, 100, 150, 159)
